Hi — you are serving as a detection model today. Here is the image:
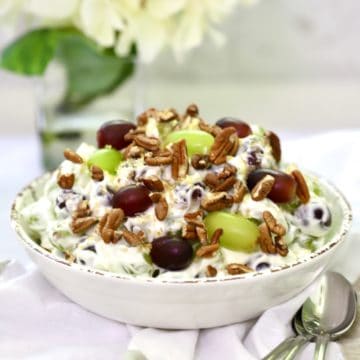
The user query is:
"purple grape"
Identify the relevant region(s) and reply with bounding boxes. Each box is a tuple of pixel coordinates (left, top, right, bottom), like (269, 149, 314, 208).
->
(150, 236, 193, 271)
(97, 120, 136, 150)
(216, 117, 252, 138)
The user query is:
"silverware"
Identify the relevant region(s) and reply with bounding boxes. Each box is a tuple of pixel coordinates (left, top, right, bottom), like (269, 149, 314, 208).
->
(263, 309, 313, 360)
(301, 272, 357, 360)
(263, 271, 357, 360)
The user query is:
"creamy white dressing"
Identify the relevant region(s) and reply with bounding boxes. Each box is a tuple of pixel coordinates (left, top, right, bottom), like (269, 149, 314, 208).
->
(20, 121, 333, 279)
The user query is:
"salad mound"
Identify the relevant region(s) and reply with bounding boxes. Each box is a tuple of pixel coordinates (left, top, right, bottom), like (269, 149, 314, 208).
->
(21, 105, 333, 279)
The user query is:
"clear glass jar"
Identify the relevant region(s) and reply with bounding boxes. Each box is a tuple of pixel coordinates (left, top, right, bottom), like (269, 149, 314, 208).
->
(36, 60, 142, 170)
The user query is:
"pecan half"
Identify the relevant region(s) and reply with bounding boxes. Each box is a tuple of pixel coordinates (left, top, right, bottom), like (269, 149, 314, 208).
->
(171, 139, 189, 180)
(73, 200, 91, 219)
(258, 223, 277, 254)
(196, 243, 219, 257)
(98, 209, 125, 243)
(91, 165, 104, 181)
(195, 226, 208, 245)
(275, 235, 289, 257)
(199, 120, 221, 137)
(214, 175, 237, 192)
(144, 150, 173, 166)
(201, 192, 233, 212)
(183, 210, 207, 244)
(251, 175, 275, 201)
(267, 131, 281, 163)
(204, 164, 237, 192)
(124, 142, 144, 159)
(191, 154, 211, 170)
(142, 176, 164, 192)
(186, 103, 199, 117)
(136, 108, 158, 126)
(134, 134, 160, 152)
(209, 127, 239, 164)
(122, 228, 144, 246)
(155, 195, 168, 221)
(292, 169, 310, 204)
(210, 228, 223, 244)
(206, 265, 217, 277)
(124, 128, 146, 142)
(263, 211, 286, 236)
(182, 224, 197, 240)
(57, 173, 75, 189)
(64, 148, 83, 164)
(232, 181, 247, 203)
(184, 210, 204, 227)
(149, 192, 162, 203)
(226, 263, 253, 275)
(158, 109, 178, 122)
(71, 217, 97, 234)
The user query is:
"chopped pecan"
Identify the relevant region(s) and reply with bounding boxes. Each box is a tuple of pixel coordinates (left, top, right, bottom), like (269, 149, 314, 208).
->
(191, 154, 211, 170)
(218, 164, 237, 179)
(196, 243, 219, 257)
(91, 165, 104, 181)
(226, 263, 253, 275)
(204, 164, 237, 192)
(275, 235, 289, 257)
(184, 210, 204, 227)
(71, 217, 97, 234)
(171, 139, 189, 180)
(155, 195, 168, 221)
(122, 228, 144, 246)
(182, 223, 197, 240)
(209, 127, 239, 164)
(136, 108, 158, 126)
(186, 103, 199, 117)
(158, 109, 178, 122)
(195, 226, 208, 245)
(124, 142, 144, 159)
(210, 228, 223, 244)
(251, 175, 275, 201)
(199, 120, 221, 137)
(203, 172, 220, 189)
(263, 211, 286, 236)
(201, 192, 233, 212)
(267, 131, 281, 163)
(214, 175, 237, 192)
(232, 181, 247, 203)
(134, 134, 160, 152)
(144, 150, 173, 166)
(57, 173, 75, 189)
(206, 265, 218, 277)
(64, 148, 83, 164)
(98, 209, 125, 243)
(124, 128, 146, 142)
(258, 223, 277, 254)
(149, 192, 162, 203)
(292, 169, 310, 204)
(142, 176, 164, 192)
(73, 200, 91, 219)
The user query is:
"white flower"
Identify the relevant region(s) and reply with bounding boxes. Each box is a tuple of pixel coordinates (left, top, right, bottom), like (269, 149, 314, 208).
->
(76, 0, 124, 48)
(25, 0, 79, 23)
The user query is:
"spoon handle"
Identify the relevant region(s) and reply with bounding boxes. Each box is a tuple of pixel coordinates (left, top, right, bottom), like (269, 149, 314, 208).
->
(314, 334, 330, 360)
(281, 335, 309, 360)
(262, 335, 307, 360)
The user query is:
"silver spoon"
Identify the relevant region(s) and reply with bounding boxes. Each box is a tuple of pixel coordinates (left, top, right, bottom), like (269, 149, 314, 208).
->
(263, 309, 313, 360)
(301, 272, 357, 360)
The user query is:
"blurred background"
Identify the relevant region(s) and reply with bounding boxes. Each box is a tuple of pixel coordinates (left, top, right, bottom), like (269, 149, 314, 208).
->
(1, 0, 359, 137)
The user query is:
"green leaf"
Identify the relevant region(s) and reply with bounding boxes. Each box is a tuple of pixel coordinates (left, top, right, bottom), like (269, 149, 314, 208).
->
(0, 29, 57, 75)
(0, 28, 136, 109)
(56, 32, 136, 110)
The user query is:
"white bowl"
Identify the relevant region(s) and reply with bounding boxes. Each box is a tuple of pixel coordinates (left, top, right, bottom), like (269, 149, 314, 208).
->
(11, 174, 352, 329)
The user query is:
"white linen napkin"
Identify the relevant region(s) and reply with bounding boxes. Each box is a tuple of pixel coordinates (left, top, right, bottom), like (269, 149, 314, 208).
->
(2, 130, 360, 360)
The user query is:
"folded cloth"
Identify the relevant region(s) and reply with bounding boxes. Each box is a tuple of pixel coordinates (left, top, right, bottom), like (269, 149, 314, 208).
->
(2, 130, 360, 360)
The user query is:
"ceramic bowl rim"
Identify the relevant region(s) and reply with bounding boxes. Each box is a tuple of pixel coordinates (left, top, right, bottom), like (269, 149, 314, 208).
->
(10, 172, 352, 285)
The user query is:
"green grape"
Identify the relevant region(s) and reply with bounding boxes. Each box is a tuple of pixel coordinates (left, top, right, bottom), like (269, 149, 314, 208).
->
(204, 211, 259, 252)
(87, 147, 123, 174)
(165, 130, 214, 157)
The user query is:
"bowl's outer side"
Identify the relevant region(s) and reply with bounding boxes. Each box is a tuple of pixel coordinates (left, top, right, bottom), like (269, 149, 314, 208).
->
(12, 172, 352, 329)
(23, 240, 344, 329)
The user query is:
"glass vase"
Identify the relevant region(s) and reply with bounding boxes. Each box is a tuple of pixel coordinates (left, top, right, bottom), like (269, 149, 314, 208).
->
(36, 60, 142, 170)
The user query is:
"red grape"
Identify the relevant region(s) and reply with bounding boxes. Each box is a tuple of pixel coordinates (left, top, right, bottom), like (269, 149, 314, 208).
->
(216, 117, 252, 138)
(112, 185, 152, 216)
(150, 236, 193, 271)
(97, 120, 136, 150)
(247, 169, 296, 203)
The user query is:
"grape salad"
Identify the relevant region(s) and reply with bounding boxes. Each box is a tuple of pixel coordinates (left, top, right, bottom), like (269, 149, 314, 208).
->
(21, 105, 333, 279)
